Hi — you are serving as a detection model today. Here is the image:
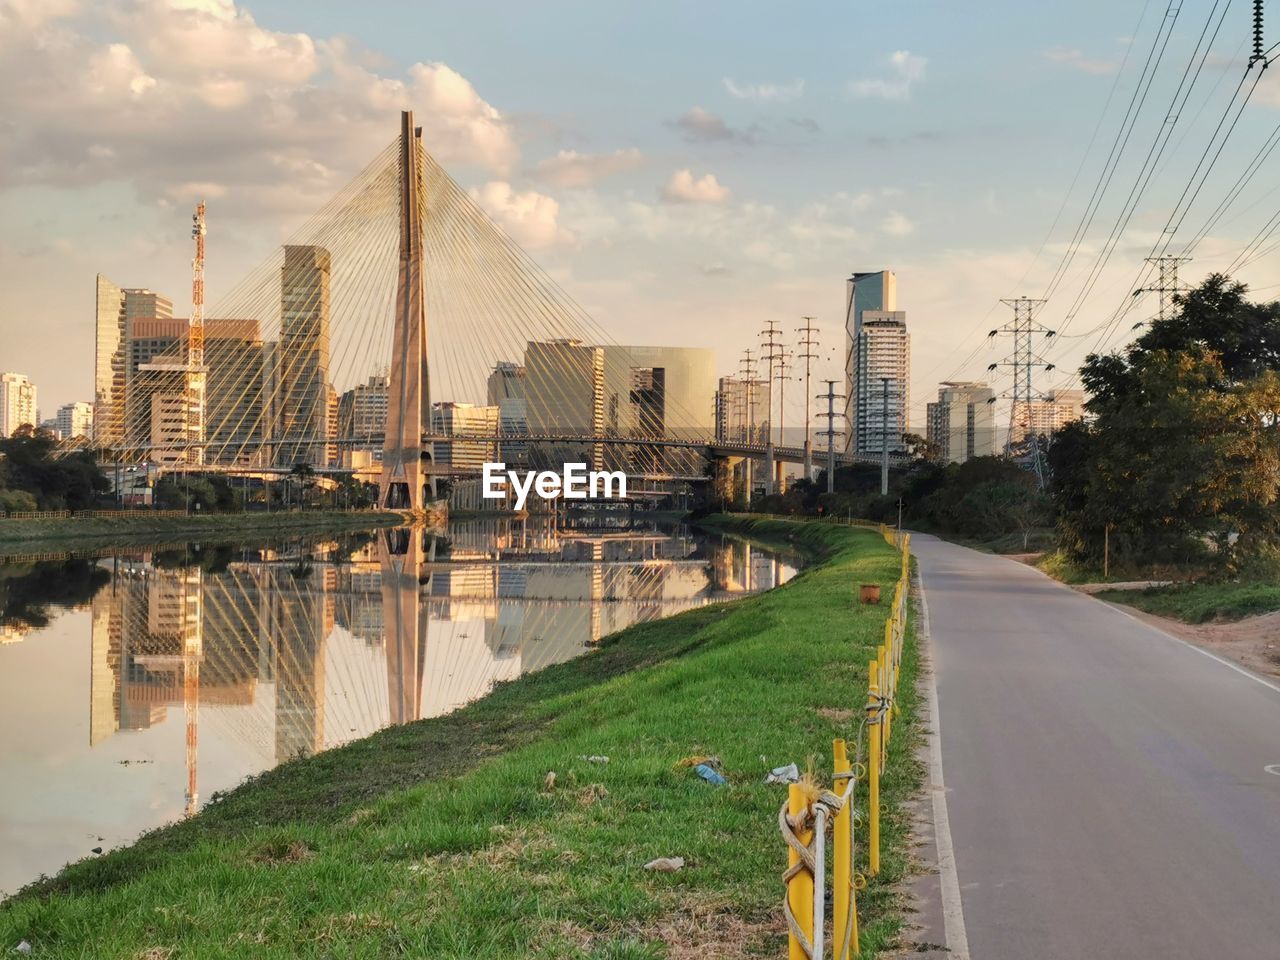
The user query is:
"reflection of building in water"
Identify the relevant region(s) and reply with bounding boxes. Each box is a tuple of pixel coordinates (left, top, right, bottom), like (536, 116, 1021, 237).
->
(270, 565, 333, 760)
(79, 524, 794, 808)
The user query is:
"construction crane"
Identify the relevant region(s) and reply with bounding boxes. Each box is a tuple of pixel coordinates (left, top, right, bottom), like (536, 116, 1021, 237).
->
(188, 202, 207, 465)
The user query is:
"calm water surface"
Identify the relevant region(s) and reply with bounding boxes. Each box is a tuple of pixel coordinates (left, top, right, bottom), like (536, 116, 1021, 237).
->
(0, 518, 796, 894)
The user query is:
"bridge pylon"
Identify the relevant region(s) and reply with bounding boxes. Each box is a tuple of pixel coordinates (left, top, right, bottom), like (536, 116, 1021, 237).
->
(379, 526, 432, 724)
(381, 111, 432, 511)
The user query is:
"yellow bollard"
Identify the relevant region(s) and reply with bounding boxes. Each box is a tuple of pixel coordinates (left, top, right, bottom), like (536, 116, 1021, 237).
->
(787, 783, 815, 960)
(866, 661, 881, 876)
(833, 739, 859, 959)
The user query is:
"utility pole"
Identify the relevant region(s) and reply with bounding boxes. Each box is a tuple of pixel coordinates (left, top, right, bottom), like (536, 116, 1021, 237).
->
(739, 348, 758, 507)
(988, 297, 1053, 488)
(817, 380, 846, 495)
(796, 317, 819, 481)
(760, 320, 784, 495)
(880, 376, 890, 496)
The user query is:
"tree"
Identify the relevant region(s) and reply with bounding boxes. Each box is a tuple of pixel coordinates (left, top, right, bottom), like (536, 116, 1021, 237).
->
(901, 432, 941, 462)
(0, 426, 108, 510)
(1053, 275, 1280, 571)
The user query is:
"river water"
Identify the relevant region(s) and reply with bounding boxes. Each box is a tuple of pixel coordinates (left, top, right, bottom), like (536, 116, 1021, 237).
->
(0, 518, 796, 895)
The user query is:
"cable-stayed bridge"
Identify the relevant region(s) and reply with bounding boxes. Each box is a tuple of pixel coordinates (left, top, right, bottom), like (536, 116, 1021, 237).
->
(84, 110, 899, 504)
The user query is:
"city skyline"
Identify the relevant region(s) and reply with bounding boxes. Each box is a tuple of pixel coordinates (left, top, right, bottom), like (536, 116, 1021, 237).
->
(8, 1, 1280, 434)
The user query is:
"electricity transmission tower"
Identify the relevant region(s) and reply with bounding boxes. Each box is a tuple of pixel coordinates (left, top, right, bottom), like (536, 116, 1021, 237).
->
(1134, 255, 1190, 329)
(988, 297, 1054, 487)
(796, 317, 820, 480)
(760, 319, 785, 494)
(817, 380, 846, 495)
(739, 348, 758, 505)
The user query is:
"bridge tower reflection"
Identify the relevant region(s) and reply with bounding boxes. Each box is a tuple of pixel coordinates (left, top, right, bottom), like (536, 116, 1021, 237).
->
(379, 526, 435, 724)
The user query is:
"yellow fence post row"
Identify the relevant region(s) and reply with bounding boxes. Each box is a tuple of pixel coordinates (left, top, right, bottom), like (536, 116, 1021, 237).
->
(832, 739, 859, 960)
(866, 659, 882, 876)
(786, 784, 815, 960)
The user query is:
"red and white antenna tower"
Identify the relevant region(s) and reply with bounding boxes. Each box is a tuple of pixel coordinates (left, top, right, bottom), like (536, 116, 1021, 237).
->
(187, 202, 207, 464)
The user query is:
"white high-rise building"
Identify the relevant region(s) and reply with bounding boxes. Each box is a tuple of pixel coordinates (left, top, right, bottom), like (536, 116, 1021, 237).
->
(926, 382, 996, 463)
(0, 373, 38, 437)
(56, 401, 95, 440)
(844, 270, 910, 456)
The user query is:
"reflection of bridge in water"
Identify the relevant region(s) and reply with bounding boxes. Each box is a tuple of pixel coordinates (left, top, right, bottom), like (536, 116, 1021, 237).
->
(87, 520, 792, 814)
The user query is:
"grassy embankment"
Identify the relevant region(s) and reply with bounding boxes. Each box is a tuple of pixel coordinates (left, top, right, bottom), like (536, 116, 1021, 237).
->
(1096, 581, 1280, 623)
(0, 510, 407, 555)
(1, 516, 921, 959)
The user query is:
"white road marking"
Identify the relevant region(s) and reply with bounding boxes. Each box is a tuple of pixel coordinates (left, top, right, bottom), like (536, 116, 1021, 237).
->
(1265, 764, 1280, 776)
(916, 570, 971, 960)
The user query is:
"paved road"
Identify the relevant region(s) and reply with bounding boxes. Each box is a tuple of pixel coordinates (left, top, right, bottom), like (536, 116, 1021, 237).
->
(915, 535, 1280, 959)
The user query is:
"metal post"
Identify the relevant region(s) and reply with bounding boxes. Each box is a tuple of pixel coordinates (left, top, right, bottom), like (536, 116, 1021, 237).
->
(786, 783, 815, 960)
(880, 376, 890, 496)
(866, 660, 881, 875)
(833, 738, 859, 960)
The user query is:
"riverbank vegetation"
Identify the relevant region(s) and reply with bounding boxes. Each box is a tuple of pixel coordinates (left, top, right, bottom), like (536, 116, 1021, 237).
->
(0, 427, 107, 513)
(0, 517, 921, 959)
(0, 508, 406, 551)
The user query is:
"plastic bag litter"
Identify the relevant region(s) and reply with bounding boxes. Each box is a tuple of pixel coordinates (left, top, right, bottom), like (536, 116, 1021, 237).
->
(694, 763, 727, 785)
(765, 763, 800, 784)
(643, 856, 685, 872)
(579, 755, 609, 764)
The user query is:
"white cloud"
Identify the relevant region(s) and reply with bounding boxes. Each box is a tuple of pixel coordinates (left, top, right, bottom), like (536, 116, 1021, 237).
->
(532, 148, 644, 188)
(660, 169, 731, 204)
(850, 50, 927, 101)
(722, 77, 805, 102)
(469, 181, 574, 249)
(0, 1, 518, 215)
(1043, 47, 1116, 75)
(882, 211, 915, 236)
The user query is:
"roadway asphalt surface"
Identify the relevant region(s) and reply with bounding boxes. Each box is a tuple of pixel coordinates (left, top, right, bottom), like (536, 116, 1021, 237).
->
(915, 534, 1280, 959)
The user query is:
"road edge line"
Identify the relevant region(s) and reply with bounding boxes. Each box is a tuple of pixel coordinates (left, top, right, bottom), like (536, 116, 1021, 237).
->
(1100, 600, 1280, 696)
(915, 567, 971, 960)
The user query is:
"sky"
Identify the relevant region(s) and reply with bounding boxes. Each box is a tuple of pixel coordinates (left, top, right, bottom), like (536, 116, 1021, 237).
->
(3, 0, 1280, 432)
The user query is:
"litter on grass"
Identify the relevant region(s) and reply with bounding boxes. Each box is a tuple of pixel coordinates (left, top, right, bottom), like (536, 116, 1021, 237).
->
(694, 763, 727, 785)
(765, 763, 800, 784)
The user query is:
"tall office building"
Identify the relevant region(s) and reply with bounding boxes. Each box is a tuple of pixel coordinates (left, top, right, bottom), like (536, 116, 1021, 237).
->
(844, 270, 910, 456)
(0, 373, 37, 436)
(926, 382, 996, 463)
(125, 317, 263, 463)
(276, 245, 332, 467)
(486, 362, 526, 405)
(94, 281, 174, 446)
(93, 275, 127, 445)
(432, 402, 500, 470)
(338, 374, 389, 439)
(600, 345, 716, 441)
(1016, 389, 1084, 443)
(55, 401, 94, 440)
